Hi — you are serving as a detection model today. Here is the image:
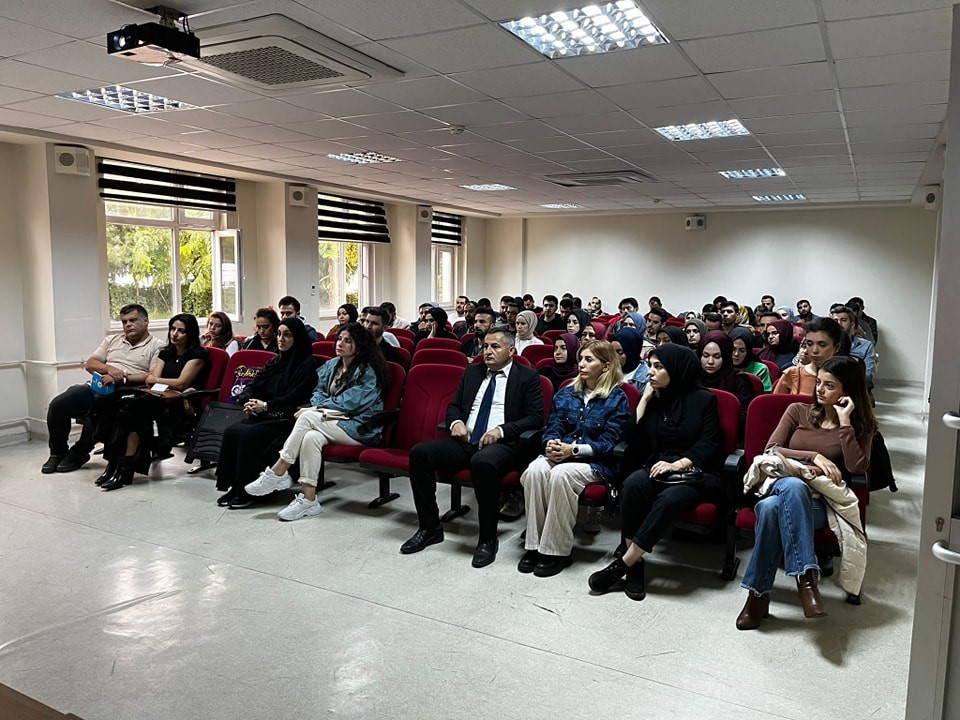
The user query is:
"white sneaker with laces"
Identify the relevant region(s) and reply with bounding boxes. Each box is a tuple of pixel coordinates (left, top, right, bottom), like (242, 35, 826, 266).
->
(245, 466, 293, 496)
(278, 493, 323, 521)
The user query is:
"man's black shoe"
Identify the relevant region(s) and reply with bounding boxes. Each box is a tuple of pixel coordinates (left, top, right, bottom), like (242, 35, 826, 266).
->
(517, 549, 540, 574)
(41, 455, 65, 474)
(533, 554, 572, 578)
(56, 450, 90, 473)
(472, 539, 499, 568)
(400, 526, 444, 555)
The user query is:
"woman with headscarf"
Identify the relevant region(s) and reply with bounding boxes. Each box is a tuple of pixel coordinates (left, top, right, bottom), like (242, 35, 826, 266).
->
(620, 311, 655, 359)
(565, 309, 593, 341)
(587, 344, 723, 601)
(515, 309, 544, 356)
(215, 317, 319, 508)
(698, 330, 757, 437)
(775, 305, 799, 323)
(540, 333, 580, 391)
(327, 303, 359, 337)
(656, 326, 688, 346)
(729, 327, 772, 392)
(612, 327, 649, 394)
(758, 319, 799, 371)
(684, 317, 707, 351)
(414, 306, 456, 345)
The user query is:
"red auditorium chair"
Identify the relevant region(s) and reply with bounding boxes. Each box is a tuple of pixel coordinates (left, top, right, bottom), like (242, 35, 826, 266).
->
(744, 373, 765, 396)
(316, 361, 407, 507)
(390, 327, 415, 342)
(541, 330, 565, 343)
(409, 348, 469, 369)
(760, 359, 781, 384)
(359, 364, 465, 507)
(390, 346, 411, 369)
(471, 353, 531, 367)
(415, 337, 462, 352)
(312, 340, 336, 357)
(578, 382, 641, 512)
(395, 336, 415, 354)
(520, 344, 554, 367)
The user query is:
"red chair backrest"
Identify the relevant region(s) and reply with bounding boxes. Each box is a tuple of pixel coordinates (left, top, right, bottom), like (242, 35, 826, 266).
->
(536, 358, 555, 371)
(396, 336, 415, 354)
(708, 388, 740, 457)
(761, 359, 781, 384)
(218, 349, 276, 403)
(390, 327, 415, 341)
(326, 329, 339, 340)
(392, 346, 412, 369)
(471, 352, 531, 367)
(743, 394, 810, 460)
(312, 340, 336, 356)
(460, 332, 476, 346)
(619, 382, 641, 413)
(744, 372, 765, 396)
(383, 361, 406, 414)
(313, 354, 332, 364)
(521, 344, 554, 367)
(665, 317, 685, 327)
(410, 348, 469, 369)
(201, 347, 229, 400)
(538, 375, 554, 423)
(392, 364, 465, 450)
(541, 329, 565, 343)
(233, 334, 247, 344)
(415, 337, 462, 352)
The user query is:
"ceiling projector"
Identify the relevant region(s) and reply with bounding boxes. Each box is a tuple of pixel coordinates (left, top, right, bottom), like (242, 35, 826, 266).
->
(107, 5, 199, 66)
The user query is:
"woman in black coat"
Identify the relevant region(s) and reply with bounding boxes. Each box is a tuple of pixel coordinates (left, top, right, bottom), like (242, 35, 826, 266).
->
(588, 343, 724, 601)
(215, 317, 319, 508)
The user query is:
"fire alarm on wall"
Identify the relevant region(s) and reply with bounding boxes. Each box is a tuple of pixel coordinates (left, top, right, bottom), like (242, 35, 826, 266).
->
(685, 215, 706, 231)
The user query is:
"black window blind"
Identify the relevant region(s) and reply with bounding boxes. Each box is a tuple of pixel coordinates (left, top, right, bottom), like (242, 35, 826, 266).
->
(318, 192, 390, 244)
(98, 159, 236, 212)
(431, 211, 462, 246)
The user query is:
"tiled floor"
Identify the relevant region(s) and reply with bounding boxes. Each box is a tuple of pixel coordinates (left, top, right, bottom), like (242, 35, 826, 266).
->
(0, 385, 925, 719)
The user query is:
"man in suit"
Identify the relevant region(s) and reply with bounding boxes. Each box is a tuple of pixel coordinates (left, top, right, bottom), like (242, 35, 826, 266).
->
(400, 327, 544, 568)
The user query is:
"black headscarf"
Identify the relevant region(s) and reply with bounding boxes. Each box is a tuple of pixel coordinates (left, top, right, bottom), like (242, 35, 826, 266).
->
(338, 303, 359, 324)
(614, 327, 644, 374)
(257, 317, 311, 383)
(659, 326, 688, 346)
(567, 309, 593, 339)
(649, 343, 702, 402)
(697, 330, 738, 393)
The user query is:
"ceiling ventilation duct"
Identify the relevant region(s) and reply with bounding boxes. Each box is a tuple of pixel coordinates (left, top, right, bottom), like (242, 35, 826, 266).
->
(544, 170, 657, 187)
(182, 15, 402, 95)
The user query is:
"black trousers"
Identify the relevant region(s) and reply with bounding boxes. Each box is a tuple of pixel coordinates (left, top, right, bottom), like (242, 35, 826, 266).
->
(620, 469, 719, 553)
(46, 384, 122, 456)
(408, 437, 521, 542)
(215, 417, 293, 495)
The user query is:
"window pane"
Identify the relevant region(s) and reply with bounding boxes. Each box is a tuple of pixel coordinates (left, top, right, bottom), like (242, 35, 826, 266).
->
(107, 223, 174, 319)
(218, 232, 239, 317)
(105, 201, 173, 221)
(179, 229, 213, 318)
(343, 242, 360, 308)
(318, 240, 343, 314)
(438, 248, 453, 304)
(182, 208, 214, 221)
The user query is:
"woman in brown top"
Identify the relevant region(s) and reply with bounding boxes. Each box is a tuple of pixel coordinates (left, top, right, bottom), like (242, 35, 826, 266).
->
(773, 317, 842, 395)
(737, 356, 876, 630)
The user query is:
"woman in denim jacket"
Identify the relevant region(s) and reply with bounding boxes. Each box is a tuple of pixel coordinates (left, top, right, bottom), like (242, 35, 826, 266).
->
(518, 341, 631, 578)
(244, 322, 388, 522)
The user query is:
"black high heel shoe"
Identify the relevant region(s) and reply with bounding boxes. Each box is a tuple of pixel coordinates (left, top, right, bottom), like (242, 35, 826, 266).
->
(95, 459, 119, 486)
(101, 460, 134, 491)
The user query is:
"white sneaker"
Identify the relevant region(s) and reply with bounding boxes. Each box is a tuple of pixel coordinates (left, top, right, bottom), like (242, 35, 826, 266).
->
(277, 493, 323, 521)
(245, 466, 293, 496)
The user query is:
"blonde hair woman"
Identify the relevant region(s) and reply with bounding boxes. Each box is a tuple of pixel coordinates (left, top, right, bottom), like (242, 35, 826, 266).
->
(518, 341, 631, 577)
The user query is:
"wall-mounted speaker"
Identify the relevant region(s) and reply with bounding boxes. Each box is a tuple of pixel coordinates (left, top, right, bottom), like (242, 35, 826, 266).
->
(923, 186, 940, 211)
(54, 145, 91, 176)
(288, 185, 308, 207)
(417, 205, 432, 224)
(684, 214, 706, 231)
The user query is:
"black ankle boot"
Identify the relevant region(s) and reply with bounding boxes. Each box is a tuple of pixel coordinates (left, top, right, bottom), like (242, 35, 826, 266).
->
(588, 558, 628, 593)
(102, 460, 134, 491)
(95, 459, 119, 486)
(624, 560, 646, 601)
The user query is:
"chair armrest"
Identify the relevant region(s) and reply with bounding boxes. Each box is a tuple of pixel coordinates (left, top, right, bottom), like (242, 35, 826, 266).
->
(181, 388, 218, 398)
(518, 429, 544, 449)
(612, 440, 628, 460)
(849, 473, 868, 491)
(724, 449, 745, 475)
(367, 409, 399, 428)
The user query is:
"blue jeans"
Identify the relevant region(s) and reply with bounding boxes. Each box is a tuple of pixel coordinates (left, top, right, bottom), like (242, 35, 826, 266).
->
(741, 477, 827, 596)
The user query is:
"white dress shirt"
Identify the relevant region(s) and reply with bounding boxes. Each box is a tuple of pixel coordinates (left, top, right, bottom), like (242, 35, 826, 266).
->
(452, 361, 514, 439)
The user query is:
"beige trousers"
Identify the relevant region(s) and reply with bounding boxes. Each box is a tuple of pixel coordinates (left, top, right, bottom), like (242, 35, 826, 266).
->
(520, 455, 597, 556)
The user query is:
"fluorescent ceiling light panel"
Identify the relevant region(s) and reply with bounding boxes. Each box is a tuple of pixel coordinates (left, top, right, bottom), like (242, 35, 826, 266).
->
(752, 194, 806, 203)
(654, 120, 749, 141)
(326, 152, 402, 164)
(58, 84, 195, 113)
(718, 168, 785, 179)
(541, 203, 583, 209)
(500, 1, 668, 59)
(460, 183, 517, 191)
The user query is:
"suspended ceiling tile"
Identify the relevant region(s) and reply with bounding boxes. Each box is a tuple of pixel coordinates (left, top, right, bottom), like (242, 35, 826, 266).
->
(507, 135, 590, 153)
(820, 0, 953, 21)
(471, 120, 562, 141)
(501, 89, 617, 119)
(284, 89, 404, 117)
(757, 129, 847, 147)
(15, 40, 183, 84)
(835, 51, 949, 88)
(575, 129, 664, 149)
(600, 76, 721, 110)
(0, 85, 41, 105)
(361, 76, 487, 108)
(0, 17, 72, 57)
(217, 100, 323, 125)
(840, 82, 948, 111)
(729, 91, 838, 118)
(707, 62, 834, 100)
(555, 44, 698, 87)
(451, 62, 583, 98)
(682, 25, 826, 74)
(219, 125, 318, 144)
(125, 74, 264, 107)
(848, 125, 940, 143)
(421, 100, 527, 125)
(742, 112, 844, 134)
(0, 59, 102, 94)
(382, 25, 540, 73)
(173, 130, 260, 149)
(851, 139, 937, 154)
(157, 109, 261, 131)
(278, 118, 371, 139)
(630, 100, 736, 127)
(348, 111, 447, 133)
(845, 106, 946, 128)
(310, 0, 482, 41)
(827, 9, 952, 59)
(45, 121, 146, 142)
(642, 0, 817, 40)
(545, 113, 644, 135)
(5, 95, 124, 122)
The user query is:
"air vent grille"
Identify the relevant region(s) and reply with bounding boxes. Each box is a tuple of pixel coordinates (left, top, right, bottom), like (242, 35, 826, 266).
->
(201, 46, 345, 85)
(545, 170, 656, 187)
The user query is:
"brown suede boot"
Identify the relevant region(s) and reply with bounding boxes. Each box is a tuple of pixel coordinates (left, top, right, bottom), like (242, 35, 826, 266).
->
(797, 570, 827, 618)
(736, 592, 770, 630)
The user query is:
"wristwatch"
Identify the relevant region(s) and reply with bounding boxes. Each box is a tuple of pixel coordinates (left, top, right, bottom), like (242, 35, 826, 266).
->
(571, 445, 580, 457)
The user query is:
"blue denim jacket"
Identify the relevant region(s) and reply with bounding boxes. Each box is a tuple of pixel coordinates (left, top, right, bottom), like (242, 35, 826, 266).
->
(311, 359, 384, 445)
(544, 384, 631, 482)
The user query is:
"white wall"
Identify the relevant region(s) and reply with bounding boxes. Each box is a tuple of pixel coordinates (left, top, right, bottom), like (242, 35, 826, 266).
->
(0, 143, 28, 442)
(489, 206, 937, 384)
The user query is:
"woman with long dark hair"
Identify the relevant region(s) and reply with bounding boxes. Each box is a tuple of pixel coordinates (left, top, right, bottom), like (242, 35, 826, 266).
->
(202, 311, 238, 356)
(588, 344, 723, 601)
(736, 356, 876, 629)
(244, 322, 388, 521)
(216, 317, 319, 508)
(241, 308, 280, 353)
(100, 314, 208, 490)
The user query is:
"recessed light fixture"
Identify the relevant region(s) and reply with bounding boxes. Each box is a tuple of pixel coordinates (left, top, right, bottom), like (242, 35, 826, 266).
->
(460, 183, 517, 191)
(326, 152, 402, 164)
(541, 203, 583, 209)
(752, 194, 806, 203)
(719, 168, 785, 179)
(654, 120, 749, 142)
(500, 1, 668, 59)
(58, 84, 195, 113)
